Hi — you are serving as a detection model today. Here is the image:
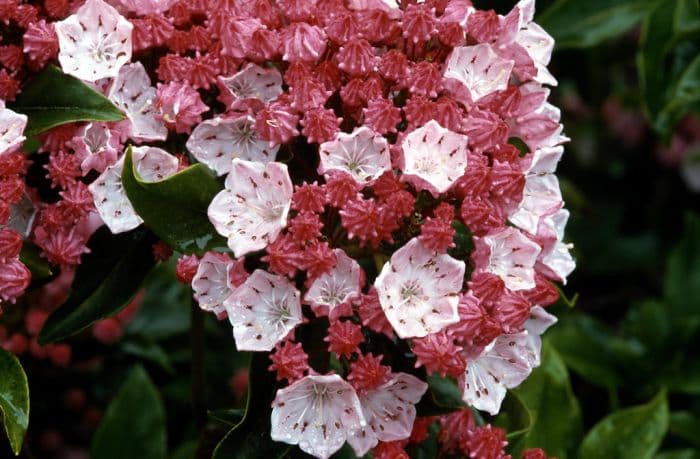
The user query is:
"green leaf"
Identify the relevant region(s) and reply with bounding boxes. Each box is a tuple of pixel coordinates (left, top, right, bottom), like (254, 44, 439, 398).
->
(9, 65, 124, 137)
(19, 242, 53, 281)
(170, 441, 197, 459)
(669, 411, 700, 448)
(91, 367, 167, 459)
(578, 391, 669, 459)
(212, 354, 290, 459)
(120, 340, 174, 374)
(38, 226, 156, 344)
(0, 349, 29, 456)
(537, 0, 657, 49)
(493, 392, 532, 449)
(416, 373, 466, 416)
(664, 213, 700, 326)
(121, 147, 227, 256)
(547, 314, 644, 388)
(638, 0, 700, 135)
(510, 343, 582, 459)
(656, 450, 700, 459)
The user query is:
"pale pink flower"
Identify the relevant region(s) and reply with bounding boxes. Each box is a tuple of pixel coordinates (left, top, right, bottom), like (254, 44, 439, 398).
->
(271, 374, 366, 459)
(305, 249, 362, 318)
(70, 122, 120, 174)
(536, 209, 575, 283)
(444, 44, 514, 102)
(523, 306, 557, 367)
(55, 0, 133, 82)
(318, 127, 391, 185)
(217, 63, 283, 110)
(224, 269, 303, 351)
(509, 146, 564, 234)
(186, 115, 279, 176)
(348, 372, 428, 456)
(461, 331, 534, 415)
(108, 62, 167, 143)
(472, 227, 541, 291)
(191, 252, 239, 316)
(0, 103, 27, 155)
(88, 146, 178, 233)
(154, 82, 208, 134)
(207, 159, 293, 258)
(400, 120, 468, 196)
(374, 237, 464, 338)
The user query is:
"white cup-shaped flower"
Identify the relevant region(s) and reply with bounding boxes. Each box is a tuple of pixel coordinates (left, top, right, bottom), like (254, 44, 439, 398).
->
(208, 159, 293, 258)
(374, 237, 465, 338)
(88, 146, 178, 234)
(186, 115, 279, 176)
(108, 62, 168, 142)
(271, 374, 366, 459)
(318, 127, 391, 185)
(305, 249, 362, 318)
(348, 372, 428, 456)
(218, 63, 283, 109)
(400, 120, 469, 196)
(55, 0, 133, 82)
(444, 44, 514, 102)
(192, 252, 237, 316)
(473, 227, 542, 291)
(224, 269, 302, 352)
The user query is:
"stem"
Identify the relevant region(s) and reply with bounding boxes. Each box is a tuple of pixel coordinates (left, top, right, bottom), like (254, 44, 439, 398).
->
(191, 298, 206, 429)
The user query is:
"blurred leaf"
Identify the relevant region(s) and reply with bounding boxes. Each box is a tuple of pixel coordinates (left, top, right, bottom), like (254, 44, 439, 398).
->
(91, 367, 166, 459)
(578, 390, 669, 459)
(120, 340, 174, 374)
(416, 374, 466, 416)
(208, 409, 245, 427)
(126, 261, 191, 340)
(665, 359, 700, 394)
(18, 242, 52, 281)
(547, 314, 644, 388)
(212, 354, 289, 459)
(39, 227, 156, 344)
(656, 450, 700, 459)
(9, 65, 124, 136)
(122, 147, 227, 256)
(669, 411, 700, 448)
(622, 300, 670, 354)
(510, 343, 582, 459)
(537, 0, 656, 48)
(638, 0, 700, 135)
(493, 392, 532, 451)
(170, 441, 197, 459)
(409, 422, 440, 459)
(0, 349, 29, 456)
(664, 212, 700, 327)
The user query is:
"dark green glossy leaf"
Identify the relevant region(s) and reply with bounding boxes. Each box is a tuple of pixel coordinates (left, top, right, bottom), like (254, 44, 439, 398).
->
(537, 0, 656, 49)
(213, 354, 290, 459)
(9, 65, 124, 136)
(416, 374, 465, 416)
(669, 411, 700, 448)
(121, 147, 227, 256)
(19, 242, 52, 281)
(91, 367, 166, 459)
(38, 226, 156, 344)
(0, 349, 29, 456)
(579, 391, 669, 459)
(510, 343, 582, 459)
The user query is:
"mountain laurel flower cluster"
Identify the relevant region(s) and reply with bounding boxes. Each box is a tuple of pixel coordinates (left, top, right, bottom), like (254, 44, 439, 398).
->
(0, 0, 574, 456)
